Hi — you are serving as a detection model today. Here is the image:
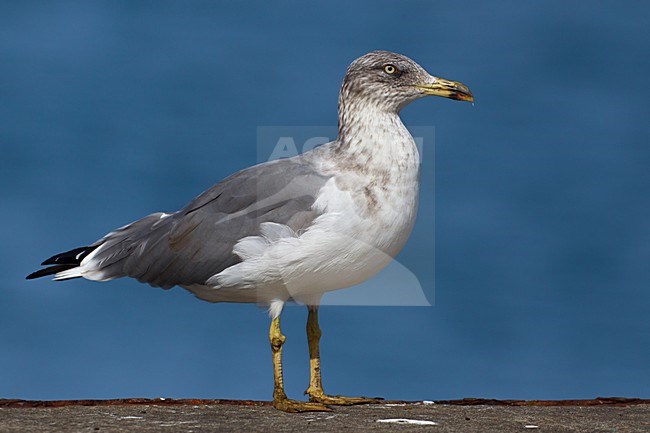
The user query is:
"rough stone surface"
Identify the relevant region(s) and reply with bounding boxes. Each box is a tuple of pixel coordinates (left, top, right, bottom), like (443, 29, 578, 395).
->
(0, 399, 648, 432)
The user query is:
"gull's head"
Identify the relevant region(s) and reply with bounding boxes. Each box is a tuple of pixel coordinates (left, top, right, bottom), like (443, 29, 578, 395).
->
(340, 50, 473, 113)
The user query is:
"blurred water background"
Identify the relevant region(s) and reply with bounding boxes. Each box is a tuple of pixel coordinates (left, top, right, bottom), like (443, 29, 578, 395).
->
(1, 1, 648, 400)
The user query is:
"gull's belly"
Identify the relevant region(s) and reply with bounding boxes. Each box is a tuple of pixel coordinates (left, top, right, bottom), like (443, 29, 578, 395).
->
(277, 176, 420, 298)
(364, 181, 419, 256)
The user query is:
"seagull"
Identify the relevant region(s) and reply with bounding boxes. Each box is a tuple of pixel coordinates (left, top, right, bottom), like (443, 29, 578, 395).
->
(27, 50, 473, 412)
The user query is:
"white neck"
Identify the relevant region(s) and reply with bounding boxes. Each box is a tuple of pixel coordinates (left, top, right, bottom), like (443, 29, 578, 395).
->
(334, 102, 419, 174)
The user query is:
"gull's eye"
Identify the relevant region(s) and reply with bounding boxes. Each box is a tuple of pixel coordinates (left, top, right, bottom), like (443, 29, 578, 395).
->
(383, 64, 397, 75)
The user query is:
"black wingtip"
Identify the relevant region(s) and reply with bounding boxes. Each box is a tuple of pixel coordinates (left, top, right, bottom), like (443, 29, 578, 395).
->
(26, 265, 73, 280)
(28, 245, 97, 280)
(41, 246, 96, 266)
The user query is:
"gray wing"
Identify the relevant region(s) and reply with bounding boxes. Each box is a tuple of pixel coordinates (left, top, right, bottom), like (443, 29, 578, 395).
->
(87, 156, 331, 289)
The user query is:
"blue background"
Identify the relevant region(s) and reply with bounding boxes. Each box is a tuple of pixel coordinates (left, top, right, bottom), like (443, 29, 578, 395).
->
(1, 1, 649, 401)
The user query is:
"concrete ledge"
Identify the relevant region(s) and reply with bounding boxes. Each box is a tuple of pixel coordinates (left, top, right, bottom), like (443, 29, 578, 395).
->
(1, 398, 648, 432)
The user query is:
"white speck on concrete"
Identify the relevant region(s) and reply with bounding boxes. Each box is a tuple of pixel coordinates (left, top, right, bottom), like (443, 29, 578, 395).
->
(118, 416, 143, 420)
(377, 418, 438, 425)
(524, 425, 539, 429)
(157, 421, 195, 427)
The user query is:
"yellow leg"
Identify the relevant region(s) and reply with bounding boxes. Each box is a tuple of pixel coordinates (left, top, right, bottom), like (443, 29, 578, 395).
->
(269, 316, 331, 412)
(304, 307, 383, 405)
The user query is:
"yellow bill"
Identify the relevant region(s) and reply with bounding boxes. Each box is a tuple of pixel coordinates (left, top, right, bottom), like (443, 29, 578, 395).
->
(414, 77, 474, 102)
